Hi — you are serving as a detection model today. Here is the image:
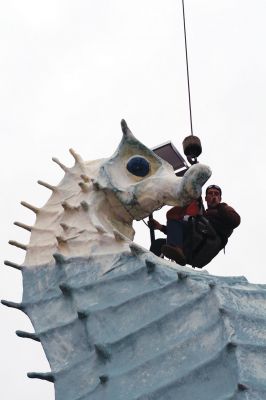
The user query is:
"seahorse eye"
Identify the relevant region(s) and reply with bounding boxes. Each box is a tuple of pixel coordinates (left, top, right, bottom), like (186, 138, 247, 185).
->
(126, 156, 150, 177)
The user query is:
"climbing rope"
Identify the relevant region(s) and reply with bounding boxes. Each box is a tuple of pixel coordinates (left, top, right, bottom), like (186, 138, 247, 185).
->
(181, 0, 194, 136)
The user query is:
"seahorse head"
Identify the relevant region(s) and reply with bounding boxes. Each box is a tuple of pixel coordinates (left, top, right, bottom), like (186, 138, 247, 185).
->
(10, 120, 211, 267)
(96, 120, 211, 220)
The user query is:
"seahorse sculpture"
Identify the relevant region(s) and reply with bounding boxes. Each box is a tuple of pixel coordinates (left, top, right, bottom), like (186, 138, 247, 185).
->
(3, 120, 266, 400)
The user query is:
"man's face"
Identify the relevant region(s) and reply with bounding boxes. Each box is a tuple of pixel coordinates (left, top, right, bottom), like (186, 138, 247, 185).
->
(205, 188, 221, 208)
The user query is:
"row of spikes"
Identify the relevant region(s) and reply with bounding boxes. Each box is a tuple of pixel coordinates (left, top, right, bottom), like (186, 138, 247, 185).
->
(26, 373, 249, 393)
(37, 174, 94, 195)
(3, 284, 249, 391)
(27, 340, 111, 384)
(1, 255, 157, 311)
(1, 259, 192, 314)
(26, 371, 110, 385)
(27, 373, 249, 393)
(52, 148, 84, 172)
(8, 149, 100, 249)
(15, 172, 93, 218)
(9, 181, 137, 249)
(8, 197, 92, 251)
(26, 342, 112, 384)
(7, 146, 92, 244)
(1, 260, 218, 311)
(24, 334, 248, 390)
(3, 256, 156, 385)
(3, 258, 245, 390)
(52, 148, 101, 191)
(8, 220, 124, 252)
(3, 239, 148, 275)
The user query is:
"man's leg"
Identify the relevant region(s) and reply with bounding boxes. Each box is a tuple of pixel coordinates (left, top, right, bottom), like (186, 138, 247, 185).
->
(150, 238, 166, 257)
(162, 219, 187, 265)
(167, 220, 184, 247)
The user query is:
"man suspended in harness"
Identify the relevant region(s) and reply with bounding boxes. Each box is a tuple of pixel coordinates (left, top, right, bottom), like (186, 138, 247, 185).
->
(149, 185, 241, 268)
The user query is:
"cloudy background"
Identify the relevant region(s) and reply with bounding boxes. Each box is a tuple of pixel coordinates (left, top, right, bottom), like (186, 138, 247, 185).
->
(1, 1, 265, 398)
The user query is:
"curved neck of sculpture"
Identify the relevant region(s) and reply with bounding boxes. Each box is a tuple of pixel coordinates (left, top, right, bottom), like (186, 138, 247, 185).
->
(92, 190, 135, 240)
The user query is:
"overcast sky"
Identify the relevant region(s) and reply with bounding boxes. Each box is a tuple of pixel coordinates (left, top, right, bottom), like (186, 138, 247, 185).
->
(1, 1, 265, 399)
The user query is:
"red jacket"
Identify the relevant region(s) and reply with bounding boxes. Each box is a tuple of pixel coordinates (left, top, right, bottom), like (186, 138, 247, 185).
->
(166, 200, 200, 221)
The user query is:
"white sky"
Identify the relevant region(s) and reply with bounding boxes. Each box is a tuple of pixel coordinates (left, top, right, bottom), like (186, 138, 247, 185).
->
(1, 1, 265, 399)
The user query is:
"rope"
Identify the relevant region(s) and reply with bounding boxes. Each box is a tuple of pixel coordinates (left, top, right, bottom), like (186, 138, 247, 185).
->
(181, 0, 194, 136)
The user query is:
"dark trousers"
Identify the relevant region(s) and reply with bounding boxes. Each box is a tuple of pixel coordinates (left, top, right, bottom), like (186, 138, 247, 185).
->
(166, 219, 187, 247)
(150, 217, 222, 268)
(150, 219, 187, 256)
(150, 238, 166, 257)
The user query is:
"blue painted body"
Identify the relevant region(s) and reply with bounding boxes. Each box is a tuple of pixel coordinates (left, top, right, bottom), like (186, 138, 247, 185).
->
(22, 251, 266, 399)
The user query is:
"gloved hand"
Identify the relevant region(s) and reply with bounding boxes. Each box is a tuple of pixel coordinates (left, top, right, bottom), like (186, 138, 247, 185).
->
(148, 218, 162, 231)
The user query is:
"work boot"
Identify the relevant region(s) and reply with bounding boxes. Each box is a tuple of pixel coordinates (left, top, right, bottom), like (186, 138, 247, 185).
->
(161, 245, 186, 266)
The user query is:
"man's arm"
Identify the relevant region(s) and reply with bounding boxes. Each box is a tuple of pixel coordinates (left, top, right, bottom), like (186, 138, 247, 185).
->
(217, 203, 241, 228)
(148, 218, 167, 235)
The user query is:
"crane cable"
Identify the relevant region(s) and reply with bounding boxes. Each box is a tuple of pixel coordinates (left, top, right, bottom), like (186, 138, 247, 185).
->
(181, 0, 194, 136)
(145, 1, 197, 241)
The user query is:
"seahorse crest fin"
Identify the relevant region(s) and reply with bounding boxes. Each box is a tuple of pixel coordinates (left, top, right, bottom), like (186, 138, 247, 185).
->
(37, 180, 55, 191)
(69, 148, 83, 164)
(16, 330, 40, 342)
(121, 119, 134, 139)
(14, 221, 32, 232)
(4, 260, 22, 271)
(21, 201, 39, 214)
(1, 299, 25, 311)
(27, 372, 55, 383)
(8, 240, 27, 251)
(52, 157, 68, 172)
